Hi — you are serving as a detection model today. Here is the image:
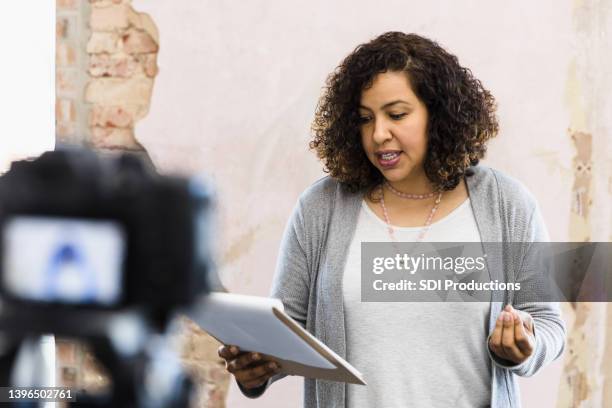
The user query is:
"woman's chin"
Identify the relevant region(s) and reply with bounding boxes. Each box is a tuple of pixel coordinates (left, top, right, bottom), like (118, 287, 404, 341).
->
(379, 167, 425, 185)
(379, 167, 408, 181)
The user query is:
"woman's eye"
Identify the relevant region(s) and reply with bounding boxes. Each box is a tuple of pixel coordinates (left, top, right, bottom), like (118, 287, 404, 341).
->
(389, 112, 407, 120)
(358, 116, 372, 124)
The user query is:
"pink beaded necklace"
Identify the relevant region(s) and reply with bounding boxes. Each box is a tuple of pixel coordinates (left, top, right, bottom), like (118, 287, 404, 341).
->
(379, 183, 443, 242)
(384, 180, 438, 199)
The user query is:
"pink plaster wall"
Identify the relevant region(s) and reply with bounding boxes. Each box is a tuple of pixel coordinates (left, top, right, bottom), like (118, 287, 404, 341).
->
(132, 1, 611, 406)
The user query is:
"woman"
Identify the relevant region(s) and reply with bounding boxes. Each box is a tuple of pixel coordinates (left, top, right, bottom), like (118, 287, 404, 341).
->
(219, 32, 565, 407)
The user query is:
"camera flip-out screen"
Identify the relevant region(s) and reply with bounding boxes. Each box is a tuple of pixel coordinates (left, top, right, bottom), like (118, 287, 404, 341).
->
(2, 216, 126, 306)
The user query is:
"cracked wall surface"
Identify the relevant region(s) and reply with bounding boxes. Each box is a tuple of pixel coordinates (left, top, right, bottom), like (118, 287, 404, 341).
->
(55, 2, 230, 407)
(55, 1, 611, 407)
(56, 0, 159, 152)
(133, 1, 611, 407)
(558, 0, 612, 406)
(85, 0, 158, 150)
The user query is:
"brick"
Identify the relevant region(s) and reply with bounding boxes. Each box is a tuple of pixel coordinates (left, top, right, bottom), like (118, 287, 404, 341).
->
(127, 9, 159, 44)
(57, 0, 78, 9)
(81, 351, 111, 393)
(90, 106, 134, 127)
(90, 4, 129, 31)
(56, 122, 76, 137)
(56, 98, 76, 123)
(87, 32, 119, 53)
(56, 341, 77, 365)
(207, 365, 230, 383)
(90, 0, 126, 7)
(122, 28, 158, 54)
(56, 42, 76, 67)
(89, 54, 138, 78)
(177, 320, 224, 361)
(90, 127, 142, 150)
(181, 360, 230, 391)
(56, 18, 68, 39)
(57, 15, 77, 41)
(173, 317, 230, 408)
(137, 53, 158, 77)
(56, 70, 78, 96)
(208, 387, 227, 407)
(85, 77, 154, 105)
(61, 367, 77, 387)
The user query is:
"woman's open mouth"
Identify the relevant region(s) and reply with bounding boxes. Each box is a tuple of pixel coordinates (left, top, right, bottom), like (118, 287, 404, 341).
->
(377, 151, 402, 168)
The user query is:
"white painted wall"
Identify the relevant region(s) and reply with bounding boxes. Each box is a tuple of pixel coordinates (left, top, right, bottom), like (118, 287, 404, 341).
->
(133, 1, 608, 407)
(0, 0, 56, 172)
(0, 2, 56, 401)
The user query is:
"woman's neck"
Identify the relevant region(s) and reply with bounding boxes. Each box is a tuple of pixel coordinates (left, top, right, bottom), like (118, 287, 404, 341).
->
(385, 171, 435, 195)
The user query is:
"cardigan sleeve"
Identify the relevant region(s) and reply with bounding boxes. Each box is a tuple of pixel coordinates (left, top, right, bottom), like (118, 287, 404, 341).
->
(488, 203, 567, 377)
(269, 198, 312, 327)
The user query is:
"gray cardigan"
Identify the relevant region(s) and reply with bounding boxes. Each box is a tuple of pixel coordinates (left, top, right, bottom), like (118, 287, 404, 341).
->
(241, 165, 566, 408)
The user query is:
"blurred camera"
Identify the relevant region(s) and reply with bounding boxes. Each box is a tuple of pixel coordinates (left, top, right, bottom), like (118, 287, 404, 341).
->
(0, 149, 216, 407)
(0, 149, 213, 325)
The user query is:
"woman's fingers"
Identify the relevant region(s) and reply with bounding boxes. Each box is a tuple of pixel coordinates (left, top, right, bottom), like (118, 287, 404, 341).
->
(512, 312, 535, 356)
(227, 352, 264, 373)
(506, 305, 534, 334)
(505, 305, 535, 357)
(217, 344, 282, 389)
(217, 344, 239, 361)
(490, 311, 524, 363)
(488, 312, 506, 359)
(240, 377, 268, 390)
(501, 311, 524, 363)
(235, 361, 280, 389)
(490, 306, 536, 364)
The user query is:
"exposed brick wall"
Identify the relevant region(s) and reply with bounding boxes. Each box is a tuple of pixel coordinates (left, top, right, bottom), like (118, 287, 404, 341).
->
(55, 339, 111, 394)
(56, 0, 90, 143)
(85, 0, 158, 150)
(55, 2, 230, 406)
(173, 318, 232, 408)
(56, 0, 158, 150)
(56, 323, 231, 407)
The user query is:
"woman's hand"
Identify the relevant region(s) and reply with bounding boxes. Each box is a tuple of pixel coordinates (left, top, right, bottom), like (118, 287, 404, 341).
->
(218, 344, 281, 390)
(488, 304, 535, 365)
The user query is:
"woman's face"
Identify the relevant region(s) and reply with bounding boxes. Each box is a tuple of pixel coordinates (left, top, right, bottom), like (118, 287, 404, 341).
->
(359, 71, 429, 186)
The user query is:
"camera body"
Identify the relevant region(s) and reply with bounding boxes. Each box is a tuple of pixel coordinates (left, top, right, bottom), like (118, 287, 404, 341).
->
(0, 149, 214, 333)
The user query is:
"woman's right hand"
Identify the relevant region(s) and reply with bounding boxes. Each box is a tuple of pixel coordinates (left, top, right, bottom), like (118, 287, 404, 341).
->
(218, 344, 281, 390)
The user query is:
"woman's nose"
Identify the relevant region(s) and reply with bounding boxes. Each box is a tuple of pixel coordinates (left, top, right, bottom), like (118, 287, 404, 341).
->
(372, 118, 392, 144)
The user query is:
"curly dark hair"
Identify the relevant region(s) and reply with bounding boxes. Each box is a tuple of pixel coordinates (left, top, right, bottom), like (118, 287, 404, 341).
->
(310, 32, 498, 194)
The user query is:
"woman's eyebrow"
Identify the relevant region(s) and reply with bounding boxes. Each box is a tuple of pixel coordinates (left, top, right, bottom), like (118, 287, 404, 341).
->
(358, 100, 412, 111)
(381, 100, 412, 109)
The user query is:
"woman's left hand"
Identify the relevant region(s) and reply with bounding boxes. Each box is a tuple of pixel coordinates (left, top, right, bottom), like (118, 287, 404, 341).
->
(488, 304, 535, 365)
